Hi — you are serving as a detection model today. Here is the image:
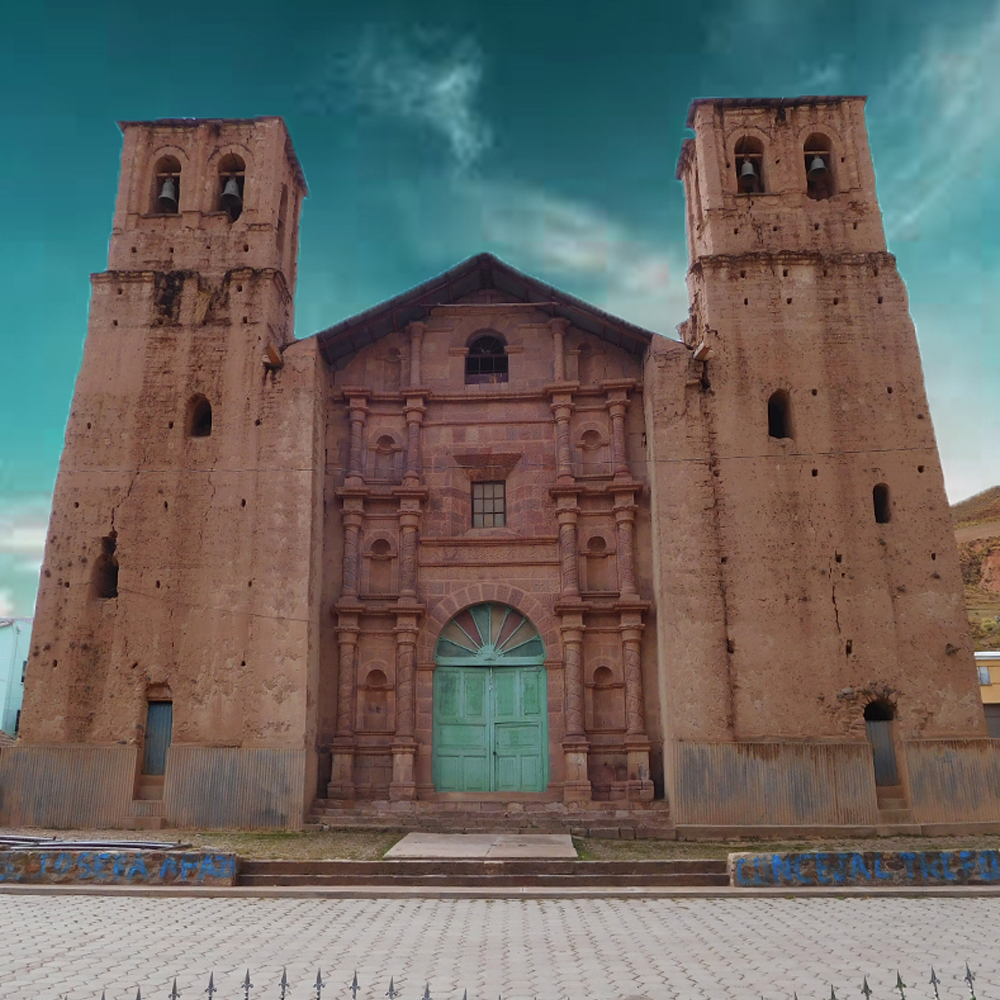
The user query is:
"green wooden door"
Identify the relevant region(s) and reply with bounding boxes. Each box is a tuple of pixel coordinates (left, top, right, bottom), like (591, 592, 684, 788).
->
(432, 603, 548, 793)
(433, 665, 547, 792)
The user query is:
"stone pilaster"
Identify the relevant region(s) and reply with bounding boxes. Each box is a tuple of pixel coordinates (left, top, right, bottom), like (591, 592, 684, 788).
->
(407, 321, 425, 388)
(613, 496, 639, 600)
(328, 613, 359, 799)
(403, 399, 426, 487)
(390, 613, 420, 800)
(343, 390, 369, 487)
(549, 317, 570, 382)
(558, 606, 591, 801)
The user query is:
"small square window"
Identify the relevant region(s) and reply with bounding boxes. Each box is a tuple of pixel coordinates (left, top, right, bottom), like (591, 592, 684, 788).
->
(978, 665, 992, 686)
(472, 481, 505, 528)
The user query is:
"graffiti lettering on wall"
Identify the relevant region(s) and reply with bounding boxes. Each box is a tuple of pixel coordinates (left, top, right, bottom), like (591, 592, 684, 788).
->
(0, 850, 237, 886)
(729, 849, 1000, 887)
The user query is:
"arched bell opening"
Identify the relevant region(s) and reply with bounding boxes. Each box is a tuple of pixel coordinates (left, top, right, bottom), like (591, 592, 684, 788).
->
(218, 153, 246, 222)
(734, 135, 765, 194)
(432, 603, 548, 793)
(152, 155, 181, 214)
(804, 133, 836, 200)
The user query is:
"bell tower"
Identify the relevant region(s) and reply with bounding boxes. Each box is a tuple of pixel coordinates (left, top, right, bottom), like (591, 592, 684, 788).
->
(16, 118, 324, 830)
(670, 97, 981, 753)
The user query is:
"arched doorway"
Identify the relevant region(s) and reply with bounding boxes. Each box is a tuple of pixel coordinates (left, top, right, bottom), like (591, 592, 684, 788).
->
(433, 603, 548, 792)
(864, 700, 900, 787)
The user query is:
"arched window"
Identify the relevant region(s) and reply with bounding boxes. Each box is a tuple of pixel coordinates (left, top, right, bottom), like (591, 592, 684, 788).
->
(735, 136, 765, 194)
(804, 134, 835, 200)
(188, 395, 213, 438)
(465, 334, 508, 384)
(218, 153, 246, 222)
(873, 483, 891, 524)
(93, 533, 119, 599)
(767, 390, 792, 439)
(152, 156, 181, 214)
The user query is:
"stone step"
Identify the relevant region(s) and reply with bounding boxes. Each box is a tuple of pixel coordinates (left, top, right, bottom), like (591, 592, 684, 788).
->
(235, 858, 728, 888)
(240, 859, 724, 876)
(236, 871, 728, 887)
(306, 816, 677, 839)
(878, 808, 914, 823)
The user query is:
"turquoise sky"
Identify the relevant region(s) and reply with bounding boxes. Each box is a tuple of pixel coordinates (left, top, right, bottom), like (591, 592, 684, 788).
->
(1, 0, 998, 617)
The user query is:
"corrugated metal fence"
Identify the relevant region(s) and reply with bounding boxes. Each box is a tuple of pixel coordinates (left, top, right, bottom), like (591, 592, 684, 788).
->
(672, 741, 879, 826)
(164, 747, 307, 829)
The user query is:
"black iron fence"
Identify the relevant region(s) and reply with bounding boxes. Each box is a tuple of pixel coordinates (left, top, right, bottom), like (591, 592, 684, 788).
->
(97, 966, 984, 1000)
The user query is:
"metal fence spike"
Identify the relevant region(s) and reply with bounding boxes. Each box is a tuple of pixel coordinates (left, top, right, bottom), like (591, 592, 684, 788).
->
(930, 968, 941, 1000)
(861, 976, 872, 1000)
(242, 968, 254, 1000)
(135, 990, 141, 1000)
(965, 963, 976, 1000)
(169, 978, 181, 1000)
(386, 977, 399, 999)
(205, 972, 217, 998)
(462, 990, 467, 1000)
(895, 972, 906, 1000)
(279, 967, 289, 1000)
(351, 971, 360, 1000)
(315, 968, 326, 999)
(830, 987, 838, 1000)
(423, 983, 431, 1000)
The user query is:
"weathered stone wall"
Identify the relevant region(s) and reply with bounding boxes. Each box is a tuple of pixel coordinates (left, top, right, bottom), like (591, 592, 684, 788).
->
(669, 98, 982, 750)
(16, 118, 318, 828)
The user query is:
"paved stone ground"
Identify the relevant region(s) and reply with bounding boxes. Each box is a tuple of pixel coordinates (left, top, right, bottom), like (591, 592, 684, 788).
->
(2, 894, 998, 1000)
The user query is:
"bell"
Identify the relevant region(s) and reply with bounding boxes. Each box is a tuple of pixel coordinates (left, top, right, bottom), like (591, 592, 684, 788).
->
(156, 176, 177, 213)
(808, 155, 827, 177)
(220, 177, 242, 211)
(738, 159, 757, 191)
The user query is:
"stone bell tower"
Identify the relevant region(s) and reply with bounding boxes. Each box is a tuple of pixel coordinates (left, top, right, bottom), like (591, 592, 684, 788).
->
(12, 118, 324, 830)
(655, 96, 984, 829)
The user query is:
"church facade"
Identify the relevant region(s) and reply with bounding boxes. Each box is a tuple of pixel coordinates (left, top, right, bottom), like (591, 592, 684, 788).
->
(6, 97, 998, 834)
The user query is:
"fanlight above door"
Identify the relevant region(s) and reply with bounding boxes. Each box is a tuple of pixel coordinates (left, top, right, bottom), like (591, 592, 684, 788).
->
(435, 603, 544, 665)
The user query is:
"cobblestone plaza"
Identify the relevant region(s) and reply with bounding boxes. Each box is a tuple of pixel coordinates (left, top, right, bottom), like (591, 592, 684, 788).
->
(2, 894, 998, 1000)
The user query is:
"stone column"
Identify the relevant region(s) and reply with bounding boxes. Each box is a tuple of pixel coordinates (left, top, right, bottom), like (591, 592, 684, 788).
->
(619, 610, 652, 801)
(621, 624, 645, 736)
(557, 507, 580, 599)
(407, 321, 425, 388)
(390, 615, 419, 800)
(346, 395, 369, 485)
(403, 400, 426, 487)
(551, 400, 575, 483)
(613, 497, 639, 600)
(328, 616, 359, 799)
(563, 624, 585, 737)
(607, 398, 630, 479)
(398, 510, 420, 601)
(559, 610, 591, 802)
(549, 317, 569, 382)
(341, 508, 363, 598)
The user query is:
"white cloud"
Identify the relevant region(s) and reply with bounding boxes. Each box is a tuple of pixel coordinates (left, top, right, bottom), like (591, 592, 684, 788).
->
(349, 29, 492, 171)
(0, 496, 50, 618)
(0, 498, 49, 560)
(875, 3, 1000, 238)
(469, 180, 688, 335)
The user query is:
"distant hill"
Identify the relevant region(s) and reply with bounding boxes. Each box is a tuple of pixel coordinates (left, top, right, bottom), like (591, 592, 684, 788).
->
(952, 485, 1000, 529)
(952, 486, 1000, 651)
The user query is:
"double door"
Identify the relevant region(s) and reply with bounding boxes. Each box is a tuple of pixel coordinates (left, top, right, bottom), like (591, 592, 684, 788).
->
(433, 665, 547, 792)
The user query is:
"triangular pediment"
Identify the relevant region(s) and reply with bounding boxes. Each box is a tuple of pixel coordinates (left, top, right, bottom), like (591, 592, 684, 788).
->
(312, 253, 658, 367)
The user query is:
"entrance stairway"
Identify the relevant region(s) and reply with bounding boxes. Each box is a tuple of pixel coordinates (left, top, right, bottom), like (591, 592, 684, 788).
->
(306, 799, 675, 839)
(236, 858, 728, 889)
(875, 785, 920, 836)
